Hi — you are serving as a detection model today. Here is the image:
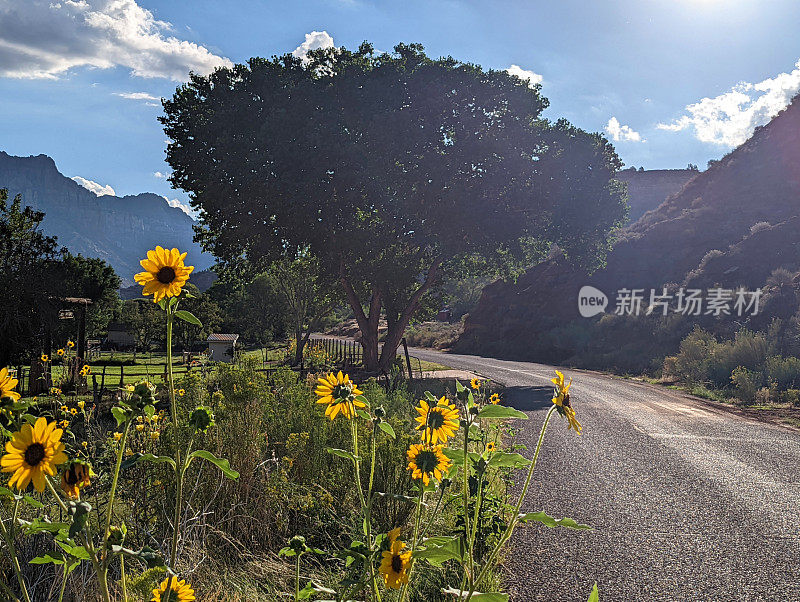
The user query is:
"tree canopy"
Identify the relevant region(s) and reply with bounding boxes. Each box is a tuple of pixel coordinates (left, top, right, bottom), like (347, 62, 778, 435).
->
(0, 189, 120, 365)
(162, 42, 626, 370)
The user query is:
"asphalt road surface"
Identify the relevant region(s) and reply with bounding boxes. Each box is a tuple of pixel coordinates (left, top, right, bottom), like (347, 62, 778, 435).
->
(409, 348, 800, 602)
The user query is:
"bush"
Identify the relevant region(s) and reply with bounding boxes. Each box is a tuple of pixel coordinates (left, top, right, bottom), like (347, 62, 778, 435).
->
(765, 355, 800, 389)
(730, 366, 762, 403)
(673, 327, 717, 384)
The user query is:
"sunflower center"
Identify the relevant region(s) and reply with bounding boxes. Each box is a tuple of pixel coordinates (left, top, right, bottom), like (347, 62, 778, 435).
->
(416, 450, 439, 473)
(156, 266, 177, 284)
(391, 554, 404, 573)
(427, 410, 445, 429)
(332, 384, 352, 400)
(24, 442, 46, 467)
(562, 394, 572, 409)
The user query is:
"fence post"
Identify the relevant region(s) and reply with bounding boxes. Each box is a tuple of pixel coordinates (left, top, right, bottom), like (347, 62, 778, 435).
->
(401, 338, 413, 381)
(119, 364, 124, 389)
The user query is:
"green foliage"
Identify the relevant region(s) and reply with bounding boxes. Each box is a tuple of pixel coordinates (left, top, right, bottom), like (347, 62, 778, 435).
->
(162, 42, 626, 370)
(0, 189, 120, 364)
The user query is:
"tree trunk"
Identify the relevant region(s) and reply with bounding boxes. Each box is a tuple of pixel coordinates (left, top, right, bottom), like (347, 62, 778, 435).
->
(340, 258, 442, 374)
(377, 258, 442, 372)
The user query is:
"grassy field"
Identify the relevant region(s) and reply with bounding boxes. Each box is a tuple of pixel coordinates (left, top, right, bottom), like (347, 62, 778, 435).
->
(19, 343, 450, 397)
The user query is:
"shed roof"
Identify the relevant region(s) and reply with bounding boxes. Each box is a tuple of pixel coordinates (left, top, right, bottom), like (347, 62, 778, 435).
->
(207, 333, 239, 343)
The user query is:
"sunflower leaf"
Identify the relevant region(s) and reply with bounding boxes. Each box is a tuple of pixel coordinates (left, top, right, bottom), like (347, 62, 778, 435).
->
(22, 518, 69, 535)
(378, 422, 396, 439)
(355, 408, 371, 421)
(476, 405, 528, 420)
(326, 447, 360, 462)
(0, 486, 14, 498)
(486, 452, 530, 469)
(30, 552, 66, 565)
(121, 453, 176, 471)
(587, 582, 599, 602)
(518, 511, 592, 530)
(111, 406, 129, 426)
(175, 310, 202, 326)
(414, 536, 465, 566)
(22, 494, 44, 508)
(189, 450, 240, 479)
(442, 588, 508, 601)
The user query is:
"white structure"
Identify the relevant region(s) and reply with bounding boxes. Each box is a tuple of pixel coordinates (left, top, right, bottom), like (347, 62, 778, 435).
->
(206, 333, 239, 363)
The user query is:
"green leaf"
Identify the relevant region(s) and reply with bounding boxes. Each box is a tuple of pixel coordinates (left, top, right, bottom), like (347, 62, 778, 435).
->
(442, 587, 508, 601)
(374, 492, 424, 505)
(30, 552, 66, 566)
(477, 405, 528, 420)
(278, 547, 296, 558)
(442, 447, 480, 466)
(22, 519, 69, 535)
(56, 542, 92, 560)
(299, 582, 336, 599)
(587, 582, 599, 602)
(121, 453, 176, 471)
(189, 450, 239, 480)
(175, 310, 202, 326)
(424, 390, 438, 402)
(413, 536, 464, 567)
(355, 408, 371, 421)
(23, 494, 44, 508)
(518, 511, 592, 530)
(111, 406, 129, 426)
(486, 452, 531, 469)
(0, 486, 14, 497)
(326, 447, 359, 462)
(378, 422, 396, 439)
(455, 380, 466, 393)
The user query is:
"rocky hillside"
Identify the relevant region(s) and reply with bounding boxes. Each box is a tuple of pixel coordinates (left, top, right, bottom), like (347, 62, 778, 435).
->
(615, 167, 698, 221)
(459, 95, 800, 361)
(0, 152, 213, 285)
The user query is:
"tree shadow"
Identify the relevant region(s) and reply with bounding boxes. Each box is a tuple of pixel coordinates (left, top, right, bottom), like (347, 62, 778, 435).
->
(500, 386, 553, 411)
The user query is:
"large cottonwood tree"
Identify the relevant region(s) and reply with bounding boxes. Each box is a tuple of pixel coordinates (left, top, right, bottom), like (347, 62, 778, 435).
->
(161, 43, 626, 371)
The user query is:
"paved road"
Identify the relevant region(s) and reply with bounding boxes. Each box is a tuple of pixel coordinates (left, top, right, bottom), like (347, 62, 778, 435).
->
(409, 348, 800, 601)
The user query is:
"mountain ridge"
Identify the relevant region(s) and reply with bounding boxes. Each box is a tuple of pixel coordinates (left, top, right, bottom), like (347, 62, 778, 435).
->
(0, 151, 213, 285)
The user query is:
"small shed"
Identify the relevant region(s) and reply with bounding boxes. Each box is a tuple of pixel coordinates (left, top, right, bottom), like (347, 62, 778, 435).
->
(106, 322, 136, 349)
(207, 333, 239, 363)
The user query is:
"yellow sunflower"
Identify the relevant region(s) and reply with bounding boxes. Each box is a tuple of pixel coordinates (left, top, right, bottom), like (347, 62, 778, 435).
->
(60, 460, 92, 499)
(0, 368, 21, 402)
(314, 372, 365, 420)
(414, 396, 459, 445)
(151, 577, 195, 602)
(407, 443, 451, 486)
(1, 417, 68, 492)
(551, 370, 582, 435)
(489, 393, 500, 405)
(379, 527, 412, 589)
(135, 246, 194, 303)
(486, 441, 496, 452)
(40, 354, 49, 363)
(56, 348, 65, 357)
(67, 340, 75, 349)
(470, 378, 482, 390)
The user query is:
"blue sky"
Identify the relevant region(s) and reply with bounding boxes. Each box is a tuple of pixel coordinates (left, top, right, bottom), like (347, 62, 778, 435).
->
(1, 0, 799, 215)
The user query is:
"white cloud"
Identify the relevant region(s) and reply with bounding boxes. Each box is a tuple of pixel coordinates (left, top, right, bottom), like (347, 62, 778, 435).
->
(657, 59, 800, 146)
(506, 64, 543, 87)
(72, 175, 116, 196)
(114, 91, 160, 101)
(163, 196, 193, 217)
(153, 171, 167, 179)
(292, 31, 335, 62)
(0, 0, 233, 80)
(605, 117, 643, 142)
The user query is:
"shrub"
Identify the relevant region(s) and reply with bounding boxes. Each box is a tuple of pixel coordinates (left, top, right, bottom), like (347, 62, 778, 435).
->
(730, 366, 762, 403)
(673, 327, 717, 384)
(764, 355, 800, 389)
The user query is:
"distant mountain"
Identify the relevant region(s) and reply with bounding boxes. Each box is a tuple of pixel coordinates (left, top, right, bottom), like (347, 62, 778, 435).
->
(0, 152, 214, 285)
(458, 95, 800, 361)
(615, 167, 698, 222)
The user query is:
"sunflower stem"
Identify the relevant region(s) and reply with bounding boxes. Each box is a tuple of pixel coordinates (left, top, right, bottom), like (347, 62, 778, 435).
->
(57, 561, 68, 602)
(103, 418, 132, 544)
(398, 489, 425, 602)
(459, 414, 473, 596)
(164, 305, 184, 602)
(294, 551, 301, 601)
(0, 498, 31, 602)
(466, 405, 558, 600)
(350, 418, 381, 602)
